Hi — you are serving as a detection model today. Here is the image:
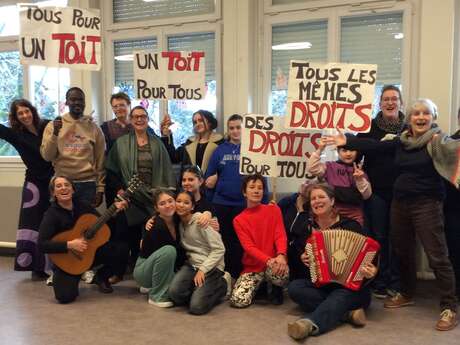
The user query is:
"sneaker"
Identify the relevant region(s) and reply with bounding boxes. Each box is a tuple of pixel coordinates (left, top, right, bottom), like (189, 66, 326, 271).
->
(436, 309, 458, 331)
(287, 319, 314, 340)
(139, 287, 150, 294)
(81, 270, 95, 284)
(46, 274, 54, 286)
(386, 288, 398, 297)
(148, 299, 173, 308)
(348, 308, 367, 327)
(384, 293, 414, 308)
(372, 288, 388, 299)
(222, 271, 232, 299)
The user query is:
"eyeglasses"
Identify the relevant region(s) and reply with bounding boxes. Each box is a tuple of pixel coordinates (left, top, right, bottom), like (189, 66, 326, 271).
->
(131, 115, 148, 120)
(382, 97, 400, 103)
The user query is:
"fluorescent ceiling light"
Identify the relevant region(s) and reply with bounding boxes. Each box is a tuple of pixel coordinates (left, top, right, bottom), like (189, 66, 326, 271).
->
(143, 0, 160, 2)
(114, 54, 134, 61)
(272, 42, 312, 50)
(394, 33, 404, 40)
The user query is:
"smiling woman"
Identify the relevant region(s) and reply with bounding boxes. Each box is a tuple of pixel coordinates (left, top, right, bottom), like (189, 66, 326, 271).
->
(327, 98, 460, 331)
(0, 99, 54, 279)
(105, 105, 176, 271)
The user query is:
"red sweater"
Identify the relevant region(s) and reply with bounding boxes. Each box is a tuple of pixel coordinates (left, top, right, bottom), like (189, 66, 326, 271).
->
(233, 204, 287, 273)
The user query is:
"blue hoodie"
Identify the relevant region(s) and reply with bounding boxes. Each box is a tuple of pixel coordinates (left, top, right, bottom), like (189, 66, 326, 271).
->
(205, 141, 268, 207)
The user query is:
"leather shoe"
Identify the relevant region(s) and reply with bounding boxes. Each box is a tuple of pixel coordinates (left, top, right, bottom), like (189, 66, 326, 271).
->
(96, 277, 113, 294)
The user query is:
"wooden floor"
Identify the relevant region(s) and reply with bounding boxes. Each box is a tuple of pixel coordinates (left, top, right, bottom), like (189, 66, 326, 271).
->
(0, 255, 459, 345)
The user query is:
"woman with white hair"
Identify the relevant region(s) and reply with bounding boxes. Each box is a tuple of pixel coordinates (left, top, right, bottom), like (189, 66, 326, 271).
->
(326, 98, 460, 331)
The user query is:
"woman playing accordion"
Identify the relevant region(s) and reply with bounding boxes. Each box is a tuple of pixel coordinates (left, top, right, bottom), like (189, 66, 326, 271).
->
(287, 183, 378, 340)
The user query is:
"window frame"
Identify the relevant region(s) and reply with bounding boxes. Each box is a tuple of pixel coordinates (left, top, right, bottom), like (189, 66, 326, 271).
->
(261, 1, 413, 116)
(103, 20, 222, 135)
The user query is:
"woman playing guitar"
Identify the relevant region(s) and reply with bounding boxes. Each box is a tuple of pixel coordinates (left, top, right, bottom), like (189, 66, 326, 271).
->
(38, 176, 129, 304)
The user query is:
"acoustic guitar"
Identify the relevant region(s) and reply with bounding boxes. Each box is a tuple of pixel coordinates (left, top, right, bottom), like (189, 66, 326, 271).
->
(49, 176, 142, 275)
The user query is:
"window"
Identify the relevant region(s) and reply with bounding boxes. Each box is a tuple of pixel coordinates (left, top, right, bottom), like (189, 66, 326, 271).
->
(270, 21, 328, 116)
(264, 4, 408, 118)
(0, 0, 69, 158)
(167, 32, 216, 146)
(113, 38, 160, 131)
(113, 0, 215, 23)
(341, 13, 403, 115)
(0, 51, 22, 156)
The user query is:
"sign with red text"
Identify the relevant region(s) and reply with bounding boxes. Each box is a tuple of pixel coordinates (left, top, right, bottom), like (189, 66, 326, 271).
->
(19, 4, 101, 71)
(240, 114, 320, 179)
(285, 61, 377, 133)
(133, 50, 205, 100)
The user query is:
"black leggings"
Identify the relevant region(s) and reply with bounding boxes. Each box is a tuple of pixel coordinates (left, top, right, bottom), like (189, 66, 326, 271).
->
(52, 241, 129, 303)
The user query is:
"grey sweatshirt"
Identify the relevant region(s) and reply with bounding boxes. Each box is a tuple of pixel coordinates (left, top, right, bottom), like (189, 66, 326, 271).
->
(179, 213, 225, 273)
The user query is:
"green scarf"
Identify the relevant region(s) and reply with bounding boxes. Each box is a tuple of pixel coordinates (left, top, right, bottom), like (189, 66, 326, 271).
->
(105, 131, 176, 225)
(400, 127, 460, 188)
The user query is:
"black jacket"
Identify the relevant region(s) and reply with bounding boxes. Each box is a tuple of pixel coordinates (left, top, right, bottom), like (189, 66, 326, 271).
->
(38, 199, 97, 254)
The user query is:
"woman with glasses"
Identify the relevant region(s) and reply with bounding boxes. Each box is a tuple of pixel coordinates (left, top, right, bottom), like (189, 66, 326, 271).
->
(356, 85, 405, 299)
(105, 106, 176, 280)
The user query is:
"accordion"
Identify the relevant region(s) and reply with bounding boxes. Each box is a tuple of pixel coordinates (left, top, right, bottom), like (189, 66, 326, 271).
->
(305, 229, 380, 291)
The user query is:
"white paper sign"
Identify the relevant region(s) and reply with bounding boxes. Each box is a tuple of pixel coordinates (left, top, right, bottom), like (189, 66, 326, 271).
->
(285, 61, 377, 133)
(19, 4, 102, 71)
(240, 114, 320, 179)
(133, 50, 206, 100)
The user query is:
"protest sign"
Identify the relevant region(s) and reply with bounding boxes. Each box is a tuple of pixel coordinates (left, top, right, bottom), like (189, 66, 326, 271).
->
(19, 4, 101, 70)
(285, 61, 377, 133)
(133, 50, 206, 100)
(240, 114, 320, 179)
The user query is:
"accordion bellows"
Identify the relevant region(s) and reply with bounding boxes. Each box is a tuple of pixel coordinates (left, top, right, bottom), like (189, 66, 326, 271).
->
(305, 229, 380, 291)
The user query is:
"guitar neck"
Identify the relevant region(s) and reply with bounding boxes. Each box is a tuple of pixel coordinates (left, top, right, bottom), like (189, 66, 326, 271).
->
(84, 204, 118, 239)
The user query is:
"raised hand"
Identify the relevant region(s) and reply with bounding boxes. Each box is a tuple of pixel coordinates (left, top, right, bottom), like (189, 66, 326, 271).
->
(323, 127, 347, 147)
(353, 162, 365, 180)
(53, 116, 63, 136)
(160, 113, 173, 137)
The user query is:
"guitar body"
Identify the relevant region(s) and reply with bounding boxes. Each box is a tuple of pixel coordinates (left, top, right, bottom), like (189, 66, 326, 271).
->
(48, 214, 111, 275)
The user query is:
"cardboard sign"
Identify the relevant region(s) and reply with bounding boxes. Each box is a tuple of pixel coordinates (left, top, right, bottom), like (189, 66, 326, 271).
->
(19, 4, 102, 70)
(240, 114, 320, 178)
(285, 61, 377, 133)
(133, 50, 206, 100)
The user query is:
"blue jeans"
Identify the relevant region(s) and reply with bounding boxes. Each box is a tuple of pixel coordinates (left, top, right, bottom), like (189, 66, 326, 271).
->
(363, 193, 399, 291)
(168, 264, 227, 315)
(73, 181, 96, 205)
(288, 279, 371, 334)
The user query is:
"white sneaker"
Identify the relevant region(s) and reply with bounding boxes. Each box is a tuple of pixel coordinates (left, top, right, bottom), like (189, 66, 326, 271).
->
(139, 286, 150, 294)
(148, 299, 173, 308)
(46, 274, 53, 286)
(223, 271, 233, 299)
(81, 270, 95, 284)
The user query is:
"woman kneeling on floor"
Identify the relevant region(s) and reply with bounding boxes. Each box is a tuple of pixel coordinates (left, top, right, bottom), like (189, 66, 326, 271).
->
(134, 189, 185, 308)
(231, 174, 289, 308)
(38, 176, 129, 304)
(168, 191, 230, 315)
(287, 183, 377, 340)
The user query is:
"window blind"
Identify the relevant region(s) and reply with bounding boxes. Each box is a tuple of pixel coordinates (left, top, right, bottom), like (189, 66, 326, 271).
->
(167, 32, 215, 82)
(113, 0, 215, 23)
(340, 13, 403, 86)
(271, 20, 328, 90)
(113, 38, 157, 87)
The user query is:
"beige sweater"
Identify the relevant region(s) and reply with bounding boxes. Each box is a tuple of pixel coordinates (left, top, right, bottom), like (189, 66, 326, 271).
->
(41, 113, 106, 192)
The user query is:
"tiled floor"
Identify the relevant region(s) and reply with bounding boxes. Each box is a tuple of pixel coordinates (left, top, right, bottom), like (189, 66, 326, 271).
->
(0, 255, 458, 345)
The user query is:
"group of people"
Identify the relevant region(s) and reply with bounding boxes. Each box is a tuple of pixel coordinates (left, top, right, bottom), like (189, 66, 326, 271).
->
(1, 84, 460, 339)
